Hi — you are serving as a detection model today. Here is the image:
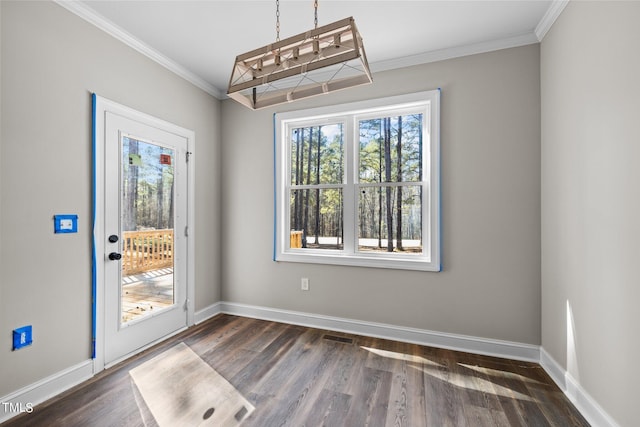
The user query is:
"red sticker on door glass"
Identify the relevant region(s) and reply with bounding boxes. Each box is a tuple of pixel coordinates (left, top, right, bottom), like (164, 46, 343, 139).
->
(160, 154, 171, 165)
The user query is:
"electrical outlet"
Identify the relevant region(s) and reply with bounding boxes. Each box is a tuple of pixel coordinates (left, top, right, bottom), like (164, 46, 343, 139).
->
(301, 277, 310, 291)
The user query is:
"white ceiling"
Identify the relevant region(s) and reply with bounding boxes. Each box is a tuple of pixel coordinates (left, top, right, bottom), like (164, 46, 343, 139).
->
(64, 0, 560, 98)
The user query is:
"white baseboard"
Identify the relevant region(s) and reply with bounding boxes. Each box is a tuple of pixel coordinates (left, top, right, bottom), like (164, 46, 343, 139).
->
(539, 347, 566, 389)
(0, 303, 223, 424)
(194, 301, 223, 324)
(540, 347, 620, 427)
(0, 359, 93, 424)
(218, 301, 540, 363)
(0, 303, 618, 427)
(218, 302, 624, 426)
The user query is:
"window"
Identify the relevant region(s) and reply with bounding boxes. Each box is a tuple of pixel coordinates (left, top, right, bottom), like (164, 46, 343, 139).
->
(275, 90, 440, 271)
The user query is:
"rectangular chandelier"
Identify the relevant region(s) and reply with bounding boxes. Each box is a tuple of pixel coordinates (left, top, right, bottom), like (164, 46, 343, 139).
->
(227, 17, 372, 110)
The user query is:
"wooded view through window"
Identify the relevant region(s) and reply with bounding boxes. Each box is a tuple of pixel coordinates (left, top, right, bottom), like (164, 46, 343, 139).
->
(290, 124, 344, 250)
(122, 137, 175, 232)
(288, 115, 424, 253)
(276, 90, 440, 271)
(358, 114, 423, 253)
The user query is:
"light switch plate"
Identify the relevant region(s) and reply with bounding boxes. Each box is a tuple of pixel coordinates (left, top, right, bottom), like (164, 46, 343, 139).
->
(54, 214, 78, 233)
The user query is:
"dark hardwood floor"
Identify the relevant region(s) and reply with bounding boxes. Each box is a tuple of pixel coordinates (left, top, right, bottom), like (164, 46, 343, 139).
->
(3, 314, 589, 426)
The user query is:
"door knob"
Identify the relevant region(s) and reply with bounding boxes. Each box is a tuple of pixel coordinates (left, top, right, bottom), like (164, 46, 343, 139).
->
(108, 252, 122, 261)
(108, 235, 119, 243)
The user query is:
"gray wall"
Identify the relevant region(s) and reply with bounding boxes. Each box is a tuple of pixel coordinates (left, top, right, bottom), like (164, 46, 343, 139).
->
(4, 2, 636, 424)
(222, 44, 541, 345)
(541, 3, 640, 426)
(0, 1, 221, 396)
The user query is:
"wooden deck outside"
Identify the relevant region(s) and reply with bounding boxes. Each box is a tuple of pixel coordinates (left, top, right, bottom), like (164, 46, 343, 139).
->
(122, 229, 173, 276)
(122, 267, 174, 323)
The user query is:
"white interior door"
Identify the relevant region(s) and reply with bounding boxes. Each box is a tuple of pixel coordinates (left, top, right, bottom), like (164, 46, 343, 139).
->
(100, 108, 191, 367)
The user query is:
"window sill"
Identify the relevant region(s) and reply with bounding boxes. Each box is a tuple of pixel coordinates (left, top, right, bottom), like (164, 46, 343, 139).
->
(275, 251, 441, 272)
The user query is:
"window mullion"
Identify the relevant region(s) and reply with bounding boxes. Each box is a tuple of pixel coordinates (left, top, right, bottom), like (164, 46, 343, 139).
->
(342, 118, 356, 254)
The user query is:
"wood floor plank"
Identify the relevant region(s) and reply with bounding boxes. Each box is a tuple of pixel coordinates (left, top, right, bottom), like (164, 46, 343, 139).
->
(199, 315, 267, 360)
(1, 315, 590, 427)
(406, 342, 429, 427)
(300, 388, 352, 426)
(323, 336, 362, 395)
(250, 327, 324, 398)
(344, 366, 393, 427)
(427, 347, 474, 426)
(384, 340, 427, 427)
(229, 323, 304, 395)
(258, 331, 343, 425)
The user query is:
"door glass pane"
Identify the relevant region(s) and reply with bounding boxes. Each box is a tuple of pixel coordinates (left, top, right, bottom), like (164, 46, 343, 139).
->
(121, 136, 175, 324)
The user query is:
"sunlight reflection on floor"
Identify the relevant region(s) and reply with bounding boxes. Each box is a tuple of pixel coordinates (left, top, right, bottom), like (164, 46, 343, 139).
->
(360, 346, 444, 367)
(361, 345, 539, 403)
(129, 342, 254, 426)
(458, 363, 544, 385)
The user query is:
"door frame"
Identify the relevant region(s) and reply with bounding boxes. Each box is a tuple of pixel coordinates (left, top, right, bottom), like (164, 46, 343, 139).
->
(92, 94, 195, 372)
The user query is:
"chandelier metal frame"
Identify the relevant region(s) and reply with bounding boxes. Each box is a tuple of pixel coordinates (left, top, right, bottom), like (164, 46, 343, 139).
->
(227, 1, 372, 110)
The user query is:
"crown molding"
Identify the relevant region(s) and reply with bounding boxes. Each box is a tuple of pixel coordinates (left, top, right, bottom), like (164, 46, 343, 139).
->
(535, 0, 570, 41)
(54, 0, 222, 99)
(370, 31, 539, 75)
(55, 0, 563, 100)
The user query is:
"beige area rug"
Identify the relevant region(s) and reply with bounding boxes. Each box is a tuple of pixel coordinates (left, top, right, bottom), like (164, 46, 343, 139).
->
(129, 342, 254, 426)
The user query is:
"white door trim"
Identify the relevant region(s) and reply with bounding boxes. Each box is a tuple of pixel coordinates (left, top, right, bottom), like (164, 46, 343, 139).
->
(92, 94, 195, 373)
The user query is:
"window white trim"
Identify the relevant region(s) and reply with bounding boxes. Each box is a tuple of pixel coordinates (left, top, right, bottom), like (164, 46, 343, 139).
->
(275, 90, 441, 271)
